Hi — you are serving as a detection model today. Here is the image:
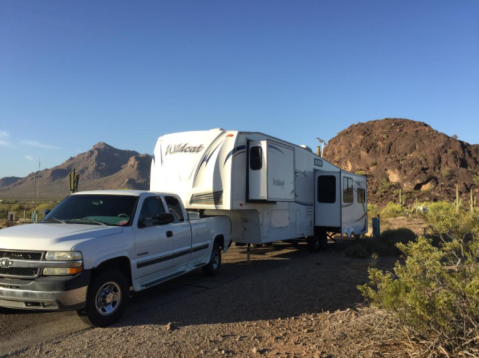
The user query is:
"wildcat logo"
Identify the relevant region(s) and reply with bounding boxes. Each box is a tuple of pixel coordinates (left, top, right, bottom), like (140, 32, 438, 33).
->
(273, 179, 285, 188)
(166, 143, 204, 155)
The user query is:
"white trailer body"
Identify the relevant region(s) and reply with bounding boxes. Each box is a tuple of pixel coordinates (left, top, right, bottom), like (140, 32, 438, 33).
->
(150, 129, 367, 244)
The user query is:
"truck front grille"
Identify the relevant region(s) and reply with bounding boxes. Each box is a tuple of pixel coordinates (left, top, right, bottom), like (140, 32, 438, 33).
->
(0, 267, 39, 278)
(0, 250, 44, 279)
(0, 250, 43, 261)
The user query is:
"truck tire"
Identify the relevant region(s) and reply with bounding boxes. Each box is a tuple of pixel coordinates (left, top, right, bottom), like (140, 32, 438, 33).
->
(77, 270, 129, 327)
(202, 243, 221, 277)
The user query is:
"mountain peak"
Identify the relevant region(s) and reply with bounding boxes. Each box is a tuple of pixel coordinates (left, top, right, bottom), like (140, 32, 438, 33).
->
(324, 118, 479, 205)
(92, 142, 113, 150)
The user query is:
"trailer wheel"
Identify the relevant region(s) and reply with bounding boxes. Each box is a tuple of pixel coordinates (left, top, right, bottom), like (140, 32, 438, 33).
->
(307, 236, 320, 252)
(203, 243, 221, 277)
(254, 244, 263, 248)
(308, 231, 328, 252)
(77, 270, 129, 327)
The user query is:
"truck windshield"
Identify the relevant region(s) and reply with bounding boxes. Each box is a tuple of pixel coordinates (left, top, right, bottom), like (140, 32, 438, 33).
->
(42, 195, 139, 226)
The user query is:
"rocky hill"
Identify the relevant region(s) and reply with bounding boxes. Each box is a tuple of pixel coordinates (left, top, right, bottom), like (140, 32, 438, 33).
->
(0, 143, 152, 200)
(323, 118, 479, 205)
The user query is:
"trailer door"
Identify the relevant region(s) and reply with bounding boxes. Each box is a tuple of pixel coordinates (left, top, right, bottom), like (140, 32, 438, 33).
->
(248, 140, 268, 200)
(314, 171, 341, 229)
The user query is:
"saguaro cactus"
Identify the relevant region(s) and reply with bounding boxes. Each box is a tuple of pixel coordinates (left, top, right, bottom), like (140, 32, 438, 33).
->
(455, 184, 462, 214)
(68, 168, 80, 194)
(398, 189, 406, 206)
(471, 190, 476, 215)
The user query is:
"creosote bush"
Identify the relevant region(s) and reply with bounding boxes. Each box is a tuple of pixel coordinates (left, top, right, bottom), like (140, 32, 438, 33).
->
(381, 201, 406, 218)
(359, 209, 479, 356)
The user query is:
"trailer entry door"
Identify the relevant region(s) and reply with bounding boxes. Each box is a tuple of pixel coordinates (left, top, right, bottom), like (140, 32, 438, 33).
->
(314, 171, 341, 229)
(248, 140, 268, 200)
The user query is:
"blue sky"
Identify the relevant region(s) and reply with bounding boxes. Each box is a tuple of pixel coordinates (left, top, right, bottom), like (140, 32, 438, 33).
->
(1, 0, 478, 178)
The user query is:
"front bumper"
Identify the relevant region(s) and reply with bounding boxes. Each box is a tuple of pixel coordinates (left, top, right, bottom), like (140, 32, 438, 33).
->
(0, 270, 90, 311)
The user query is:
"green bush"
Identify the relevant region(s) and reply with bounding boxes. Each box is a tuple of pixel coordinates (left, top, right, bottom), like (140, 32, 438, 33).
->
(367, 203, 380, 218)
(359, 210, 479, 356)
(381, 201, 406, 218)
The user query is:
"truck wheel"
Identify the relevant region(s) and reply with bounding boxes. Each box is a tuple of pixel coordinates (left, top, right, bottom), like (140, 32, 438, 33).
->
(202, 243, 221, 277)
(77, 270, 129, 327)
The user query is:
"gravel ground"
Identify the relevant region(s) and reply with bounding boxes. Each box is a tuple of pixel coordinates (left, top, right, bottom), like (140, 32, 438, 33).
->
(1, 243, 399, 358)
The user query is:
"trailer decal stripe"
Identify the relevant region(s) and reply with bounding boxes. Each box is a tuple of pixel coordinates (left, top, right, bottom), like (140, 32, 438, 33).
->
(268, 144, 284, 154)
(223, 145, 246, 166)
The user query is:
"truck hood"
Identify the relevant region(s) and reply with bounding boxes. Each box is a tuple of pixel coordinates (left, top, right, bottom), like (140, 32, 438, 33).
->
(0, 223, 123, 251)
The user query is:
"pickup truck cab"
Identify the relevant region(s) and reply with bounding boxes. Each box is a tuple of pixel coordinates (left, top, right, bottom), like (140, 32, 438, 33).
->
(0, 190, 231, 326)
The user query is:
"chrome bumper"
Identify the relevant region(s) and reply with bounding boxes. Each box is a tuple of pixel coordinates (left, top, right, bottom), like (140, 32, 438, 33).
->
(0, 285, 87, 310)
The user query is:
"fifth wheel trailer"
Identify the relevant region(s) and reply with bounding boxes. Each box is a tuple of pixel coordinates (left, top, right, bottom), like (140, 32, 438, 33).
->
(150, 129, 367, 250)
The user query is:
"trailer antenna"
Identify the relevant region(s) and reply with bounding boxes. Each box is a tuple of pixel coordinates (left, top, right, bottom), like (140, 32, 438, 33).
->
(316, 138, 327, 158)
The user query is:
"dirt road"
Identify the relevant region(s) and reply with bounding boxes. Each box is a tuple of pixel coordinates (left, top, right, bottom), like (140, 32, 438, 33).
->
(0, 243, 395, 357)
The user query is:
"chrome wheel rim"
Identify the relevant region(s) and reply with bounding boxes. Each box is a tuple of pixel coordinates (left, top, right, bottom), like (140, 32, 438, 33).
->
(95, 282, 121, 316)
(211, 250, 220, 270)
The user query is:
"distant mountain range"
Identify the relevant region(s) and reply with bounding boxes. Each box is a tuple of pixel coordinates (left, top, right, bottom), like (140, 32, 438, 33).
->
(2, 119, 478, 204)
(0, 142, 152, 200)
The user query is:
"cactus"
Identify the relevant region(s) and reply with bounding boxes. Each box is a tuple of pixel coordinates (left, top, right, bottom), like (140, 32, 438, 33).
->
(398, 189, 405, 206)
(455, 184, 462, 214)
(68, 168, 80, 194)
(471, 190, 476, 215)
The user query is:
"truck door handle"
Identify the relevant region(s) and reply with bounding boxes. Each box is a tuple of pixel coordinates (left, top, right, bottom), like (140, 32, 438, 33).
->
(166, 231, 173, 238)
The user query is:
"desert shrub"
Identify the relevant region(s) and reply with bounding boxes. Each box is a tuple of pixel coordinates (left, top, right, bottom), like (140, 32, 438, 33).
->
(355, 170, 367, 176)
(381, 201, 406, 218)
(359, 211, 479, 356)
(344, 228, 416, 258)
(473, 173, 479, 186)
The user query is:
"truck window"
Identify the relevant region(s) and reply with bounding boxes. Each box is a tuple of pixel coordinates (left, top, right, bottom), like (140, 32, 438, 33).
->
(317, 176, 336, 203)
(138, 197, 166, 228)
(165, 196, 185, 222)
(250, 146, 262, 170)
(43, 194, 138, 226)
(343, 177, 354, 203)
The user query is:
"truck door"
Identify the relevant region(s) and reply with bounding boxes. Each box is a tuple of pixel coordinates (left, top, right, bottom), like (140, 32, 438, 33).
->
(132, 196, 175, 281)
(164, 195, 192, 268)
(314, 171, 341, 229)
(248, 140, 267, 200)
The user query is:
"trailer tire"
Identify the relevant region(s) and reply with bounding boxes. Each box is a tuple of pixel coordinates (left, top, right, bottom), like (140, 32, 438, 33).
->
(77, 270, 129, 327)
(308, 231, 328, 252)
(203, 243, 221, 277)
(307, 236, 320, 252)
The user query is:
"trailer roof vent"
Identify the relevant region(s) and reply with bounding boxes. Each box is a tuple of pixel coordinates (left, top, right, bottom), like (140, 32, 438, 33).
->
(209, 128, 225, 131)
(300, 145, 312, 152)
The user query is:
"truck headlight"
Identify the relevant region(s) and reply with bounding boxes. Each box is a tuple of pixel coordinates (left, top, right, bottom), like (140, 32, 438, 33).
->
(45, 251, 82, 261)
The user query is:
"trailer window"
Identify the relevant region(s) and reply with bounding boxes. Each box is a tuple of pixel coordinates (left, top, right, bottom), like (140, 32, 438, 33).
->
(357, 188, 366, 203)
(250, 146, 263, 170)
(314, 159, 323, 167)
(165, 196, 185, 222)
(343, 177, 354, 203)
(317, 176, 336, 203)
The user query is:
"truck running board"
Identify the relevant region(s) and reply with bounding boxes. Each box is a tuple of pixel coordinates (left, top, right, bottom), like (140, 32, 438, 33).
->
(142, 270, 186, 289)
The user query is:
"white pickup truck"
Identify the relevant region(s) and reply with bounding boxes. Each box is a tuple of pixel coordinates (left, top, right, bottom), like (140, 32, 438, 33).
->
(0, 190, 231, 326)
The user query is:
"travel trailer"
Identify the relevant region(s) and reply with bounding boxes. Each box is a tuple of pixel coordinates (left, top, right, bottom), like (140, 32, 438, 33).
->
(150, 129, 367, 251)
